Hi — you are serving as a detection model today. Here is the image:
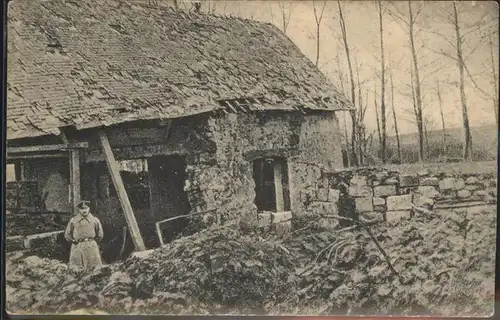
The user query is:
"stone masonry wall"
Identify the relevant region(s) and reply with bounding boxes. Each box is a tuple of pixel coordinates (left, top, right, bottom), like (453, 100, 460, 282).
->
(182, 111, 345, 231)
(318, 167, 497, 225)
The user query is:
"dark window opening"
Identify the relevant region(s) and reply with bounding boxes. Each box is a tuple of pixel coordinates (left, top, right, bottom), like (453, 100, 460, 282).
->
(253, 157, 291, 212)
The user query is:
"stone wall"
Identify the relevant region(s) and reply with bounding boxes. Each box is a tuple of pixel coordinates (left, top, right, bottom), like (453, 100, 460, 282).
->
(318, 167, 497, 225)
(183, 111, 345, 230)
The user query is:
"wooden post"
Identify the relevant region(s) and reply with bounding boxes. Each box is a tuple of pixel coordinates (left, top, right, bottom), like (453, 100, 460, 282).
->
(98, 130, 146, 252)
(69, 150, 81, 215)
(274, 160, 285, 212)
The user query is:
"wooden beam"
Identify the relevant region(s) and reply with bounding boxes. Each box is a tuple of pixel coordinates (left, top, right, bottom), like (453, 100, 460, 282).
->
(69, 150, 81, 215)
(7, 153, 69, 160)
(274, 160, 285, 212)
(97, 130, 146, 252)
(7, 142, 88, 154)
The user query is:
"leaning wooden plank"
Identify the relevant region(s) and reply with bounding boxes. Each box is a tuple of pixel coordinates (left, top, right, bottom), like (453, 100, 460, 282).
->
(98, 130, 146, 252)
(70, 149, 81, 215)
(23, 230, 64, 250)
(7, 142, 88, 154)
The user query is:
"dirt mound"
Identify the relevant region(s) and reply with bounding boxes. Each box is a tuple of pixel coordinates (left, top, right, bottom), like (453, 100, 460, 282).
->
(5, 207, 496, 316)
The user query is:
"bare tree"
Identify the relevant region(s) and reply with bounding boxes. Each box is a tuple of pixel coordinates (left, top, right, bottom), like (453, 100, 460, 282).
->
(390, 70, 401, 163)
(389, 1, 425, 163)
(374, 86, 382, 154)
(488, 30, 499, 125)
(436, 77, 447, 157)
(451, 1, 472, 161)
(336, 0, 358, 166)
(278, 0, 294, 35)
(354, 56, 370, 165)
(426, 2, 497, 160)
(313, 0, 327, 67)
(378, 0, 387, 163)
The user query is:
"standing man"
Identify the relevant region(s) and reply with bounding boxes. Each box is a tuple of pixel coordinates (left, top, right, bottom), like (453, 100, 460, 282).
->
(64, 200, 104, 269)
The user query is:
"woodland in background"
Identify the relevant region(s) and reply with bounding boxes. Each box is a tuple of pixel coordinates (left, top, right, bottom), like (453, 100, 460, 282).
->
(144, 0, 498, 166)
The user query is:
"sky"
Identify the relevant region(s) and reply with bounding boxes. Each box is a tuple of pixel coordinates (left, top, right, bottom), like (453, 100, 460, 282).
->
(137, 0, 499, 136)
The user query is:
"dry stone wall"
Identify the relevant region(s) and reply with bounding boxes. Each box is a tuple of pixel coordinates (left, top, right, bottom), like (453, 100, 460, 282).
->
(318, 167, 497, 225)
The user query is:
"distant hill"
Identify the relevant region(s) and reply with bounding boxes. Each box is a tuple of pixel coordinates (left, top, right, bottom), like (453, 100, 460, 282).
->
(365, 124, 497, 163)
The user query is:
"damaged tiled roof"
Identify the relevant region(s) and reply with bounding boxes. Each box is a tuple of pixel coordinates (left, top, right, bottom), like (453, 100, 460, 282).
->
(7, 0, 353, 140)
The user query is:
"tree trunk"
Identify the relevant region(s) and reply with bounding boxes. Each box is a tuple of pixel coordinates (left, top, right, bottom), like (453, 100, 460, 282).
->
(337, 0, 358, 166)
(408, 1, 424, 163)
(390, 71, 401, 163)
(343, 113, 351, 167)
(436, 78, 447, 157)
(374, 87, 382, 158)
(452, 1, 473, 161)
(488, 31, 499, 126)
(356, 61, 365, 165)
(378, 1, 387, 163)
(424, 120, 430, 160)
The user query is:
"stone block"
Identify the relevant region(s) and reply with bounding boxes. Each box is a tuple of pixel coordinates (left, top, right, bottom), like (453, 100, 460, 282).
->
(384, 178, 399, 185)
(272, 211, 293, 224)
(420, 177, 440, 186)
(417, 169, 431, 177)
(416, 186, 440, 199)
(275, 221, 292, 235)
(386, 210, 411, 223)
(360, 211, 384, 223)
(464, 184, 482, 191)
(387, 195, 412, 211)
(473, 190, 488, 197)
(308, 201, 337, 216)
(350, 175, 368, 186)
(317, 188, 329, 202)
(348, 185, 372, 197)
(439, 178, 465, 191)
(328, 189, 341, 203)
(373, 205, 386, 212)
(466, 176, 480, 185)
(373, 197, 386, 206)
(258, 213, 272, 227)
(457, 189, 472, 199)
(373, 185, 397, 197)
(400, 175, 419, 187)
(131, 250, 155, 259)
(355, 197, 373, 213)
(413, 196, 434, 209)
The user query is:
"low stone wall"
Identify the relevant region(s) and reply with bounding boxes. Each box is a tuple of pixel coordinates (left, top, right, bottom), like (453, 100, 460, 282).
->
(317, 167, 497, 224)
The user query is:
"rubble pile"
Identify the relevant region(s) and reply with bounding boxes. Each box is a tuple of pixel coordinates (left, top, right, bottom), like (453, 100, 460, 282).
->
(5, 206, 495, 316)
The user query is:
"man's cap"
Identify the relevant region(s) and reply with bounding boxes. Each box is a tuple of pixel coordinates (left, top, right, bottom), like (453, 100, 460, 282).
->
(77, 200, 91, 209)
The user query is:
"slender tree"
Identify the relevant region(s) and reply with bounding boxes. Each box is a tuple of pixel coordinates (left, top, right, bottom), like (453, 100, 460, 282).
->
(488, 30, 499, 125)
(425, 2, 497, 160)
(436, 77, 447, 157)
(451, 1, 472, 161)
(337, 0, 358, 165)
(313, 0, 327, 67)
(390, 1, 425, 162)
(278, 0, 293, 35)
(378, 0, 387, 163)
(374, 86, 382, 155)
(390, 70, 401, 163)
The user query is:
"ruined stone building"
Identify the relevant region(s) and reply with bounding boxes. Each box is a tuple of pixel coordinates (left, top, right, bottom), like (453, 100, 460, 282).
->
(6, 0, 353, 259)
